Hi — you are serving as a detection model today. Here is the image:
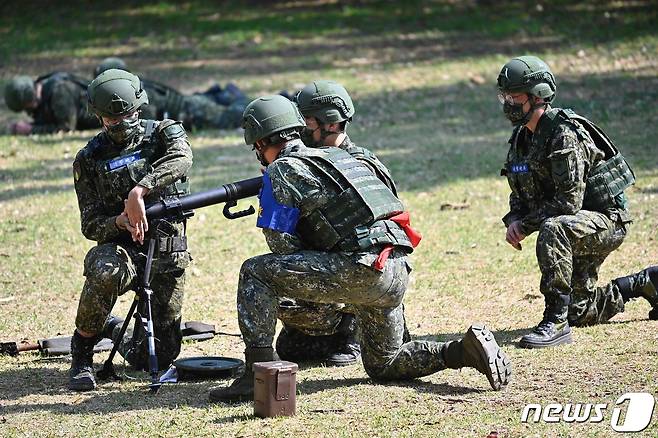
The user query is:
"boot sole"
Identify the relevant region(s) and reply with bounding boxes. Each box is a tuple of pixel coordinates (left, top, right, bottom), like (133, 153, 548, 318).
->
(469, 323, 512, 391)
(69, 379, 96, 391)
(518, 330, 572, 349)
(324, 358, 359, 367)
(208, 388, 252, 403)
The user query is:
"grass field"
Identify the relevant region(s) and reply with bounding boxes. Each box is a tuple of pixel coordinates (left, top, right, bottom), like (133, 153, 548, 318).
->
(1, 1, 657, 437)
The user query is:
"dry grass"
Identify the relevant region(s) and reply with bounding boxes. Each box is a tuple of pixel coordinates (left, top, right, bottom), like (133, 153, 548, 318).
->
(1, 1, 658, 437)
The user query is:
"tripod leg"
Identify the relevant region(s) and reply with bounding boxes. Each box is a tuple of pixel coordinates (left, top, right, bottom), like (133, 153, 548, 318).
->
(139, 239, 162, 393)
(96, 297, 139, 381)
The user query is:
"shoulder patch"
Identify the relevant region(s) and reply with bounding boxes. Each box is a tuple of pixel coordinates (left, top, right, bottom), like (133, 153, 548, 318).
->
(158, 119, 187, 142)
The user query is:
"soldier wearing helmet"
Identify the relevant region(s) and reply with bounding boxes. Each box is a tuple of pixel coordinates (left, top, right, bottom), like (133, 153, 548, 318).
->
(4, 72, 99, 135)
(208, 95, 511, 402)
(272, 80, 407, 368)
(68, 69, 193, 391)
(92, 57, 249, 131)
(296, 80, 397, 194)
(497, 55, 656, 349)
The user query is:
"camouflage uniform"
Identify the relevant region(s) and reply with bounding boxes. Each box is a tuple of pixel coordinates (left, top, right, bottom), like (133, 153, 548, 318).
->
(276, 134, 406, 360)
(502, 108, 632, 326)
(238, 140, 453, 380)
(29, 72, 100, 134)
(140, 80, 247, 131)
(73, 119, 193, 370)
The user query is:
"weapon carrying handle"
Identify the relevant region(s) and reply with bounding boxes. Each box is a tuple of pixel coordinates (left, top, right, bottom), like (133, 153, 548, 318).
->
(223, 200, 256, 219)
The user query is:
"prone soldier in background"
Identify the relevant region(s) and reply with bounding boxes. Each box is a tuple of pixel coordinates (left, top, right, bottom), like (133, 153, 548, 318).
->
(4, 72, 100, 135)
(93, 57, 249, 131)
(69, 69, 193, 391)
(497, 55, 658, 349)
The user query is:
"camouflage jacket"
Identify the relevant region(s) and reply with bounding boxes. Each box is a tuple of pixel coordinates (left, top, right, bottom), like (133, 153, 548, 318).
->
(73, 120, 193, 249)
(502, 107, 626, 235)
(29, 72, 99, 134)
(339, 135, 398, 195)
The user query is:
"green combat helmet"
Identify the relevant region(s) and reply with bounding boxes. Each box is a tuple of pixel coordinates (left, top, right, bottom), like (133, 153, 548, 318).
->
(296, 80, 355, 123)
(93, 57, 128, 78)
(88, 69, 148, 143)
(497, 55, 557, 102)
(242, 94, 305, 145)
(87, 68, 148, 118)
(4, 76, 36, 112)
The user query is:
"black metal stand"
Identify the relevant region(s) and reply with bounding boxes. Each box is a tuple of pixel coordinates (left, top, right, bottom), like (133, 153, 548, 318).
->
(97, 238, 162, 393)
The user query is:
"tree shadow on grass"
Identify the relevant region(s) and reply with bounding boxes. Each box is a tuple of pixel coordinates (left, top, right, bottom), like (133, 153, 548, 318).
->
(2, 0, 656, 74)
(0, 361, 228, 414)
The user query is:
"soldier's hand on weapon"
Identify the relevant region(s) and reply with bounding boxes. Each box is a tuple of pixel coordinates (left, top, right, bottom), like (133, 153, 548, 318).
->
(115, 211, 138, 236)
(126, 186, 150, 244)
(506, 220, 525, 251)
(10, 121, 33, 135)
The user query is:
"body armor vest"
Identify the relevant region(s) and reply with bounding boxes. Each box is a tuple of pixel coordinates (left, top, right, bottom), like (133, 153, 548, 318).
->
(289, 147, 412, 252)
(93, 120, 190, 214)
(343, 143, 398, 196)
(507, 108, 634, 215)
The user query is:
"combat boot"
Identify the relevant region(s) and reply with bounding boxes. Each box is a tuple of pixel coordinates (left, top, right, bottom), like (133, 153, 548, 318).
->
(615, 266, 658, 320)
(68, 331, 97, 391)
(325, 337, 361, 367)
(326, 314, 361, 367)
(519, 319, 572, 349)
(443, 324, 512, 391)
(208, 347, 279, 403)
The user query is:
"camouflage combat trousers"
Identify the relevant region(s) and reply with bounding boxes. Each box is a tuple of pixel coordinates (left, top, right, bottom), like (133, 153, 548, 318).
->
(179, 95, 247, 131)
(536, 210, 628, 326)
(237, 250, 449, 380)
(75, 243, 185, 370)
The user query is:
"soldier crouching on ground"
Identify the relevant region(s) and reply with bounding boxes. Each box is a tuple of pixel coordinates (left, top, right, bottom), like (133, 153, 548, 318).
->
(68, 69, 193, 390)
(208, 95, 512, 402)
(497, 55, 658, 349)
(272, 80, 412, 367)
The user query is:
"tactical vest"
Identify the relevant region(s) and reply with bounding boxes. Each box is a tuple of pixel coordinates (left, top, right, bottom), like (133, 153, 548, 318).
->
(93, 120, 190, 213)
(533, 108, 635, 213)
(506, 108, 635, 214)
(289, 147, 413, 252)
(343, 143, 398, 196)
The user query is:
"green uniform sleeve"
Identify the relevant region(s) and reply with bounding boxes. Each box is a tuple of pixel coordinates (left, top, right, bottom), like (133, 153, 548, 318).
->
(502, 191, 527, 227)
(519, 124, 589, 235)
(73, 149, 122, 243)
(137, 121, 193, 190)
(31, 82, 78, 134)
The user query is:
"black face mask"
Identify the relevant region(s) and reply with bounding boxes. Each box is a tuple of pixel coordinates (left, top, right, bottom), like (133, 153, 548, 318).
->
(105, 116, 140, 144)
(503, 101, 533, 127)
(253, 146, 269, 167)
(300, 126, 322, 148)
